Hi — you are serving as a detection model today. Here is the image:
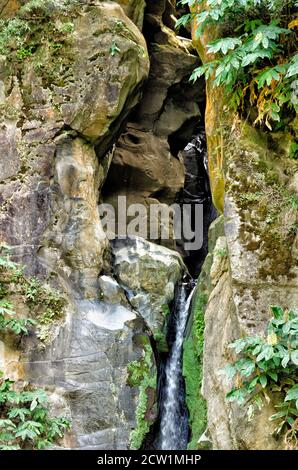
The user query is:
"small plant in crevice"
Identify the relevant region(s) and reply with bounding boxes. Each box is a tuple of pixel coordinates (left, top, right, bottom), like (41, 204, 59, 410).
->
(0, 299, 35, 336)
(0, 244, 66, 346)
(109, 41, 120, 57)
(160, 304, 170, 318)
(222, 306, 298, 448)
(127, 344, 157, 450)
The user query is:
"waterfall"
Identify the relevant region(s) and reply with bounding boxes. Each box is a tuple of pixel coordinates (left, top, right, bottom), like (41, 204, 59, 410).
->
(159, 283, 196, 450)
(150, 132, 216, 451)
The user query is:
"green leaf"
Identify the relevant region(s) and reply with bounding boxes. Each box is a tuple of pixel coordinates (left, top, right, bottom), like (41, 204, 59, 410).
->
(30, 397, 38, 411)
(252, 344, 262, 355)
(175, 13, 191, 29)
(281, 353, 290, 368)
(109, 41, 120, 57)
(271, 305, 284, 319)
(269, 410, 287, 421)
(189, 66, 206, 83)
(238, 358, 255, 377)
(0, 418, 16, 429)
(8, 407, 30, 422)
(226, 388, 247, 404)
(291, 350, 298, 365)
(230, 338, 247, 354)
(248, 376, 259, 392)
(207, 37, 242, 55)
(259, 375, 267, 388)
(221, 363, 237, 380)
(256, 66, 286, 89)
(241, 50, 272, 67)
(267, 371, 278, 382)
(285, 54, 298, 78)
(285, 385, 298, 402)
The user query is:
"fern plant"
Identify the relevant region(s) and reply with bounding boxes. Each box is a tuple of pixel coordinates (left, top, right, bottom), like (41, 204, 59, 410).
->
(178, 0, 298, 129)
(222, 306, 298, 447)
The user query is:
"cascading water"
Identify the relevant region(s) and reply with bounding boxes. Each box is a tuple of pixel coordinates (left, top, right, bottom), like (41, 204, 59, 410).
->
(159, 283, 196, 450)
(153, 132, 216, 450)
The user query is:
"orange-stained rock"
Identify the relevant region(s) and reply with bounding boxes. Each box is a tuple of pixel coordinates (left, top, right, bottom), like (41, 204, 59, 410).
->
(191, 4, 225, 213)
(0, 0, 20, 19)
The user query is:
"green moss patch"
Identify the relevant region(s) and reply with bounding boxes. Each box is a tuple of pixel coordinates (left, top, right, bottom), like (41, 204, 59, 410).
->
(226, 123, 298, 280)
(127, 343, 157, 450)
(183, 291, 207, 450)
(0, 244, 66, 346)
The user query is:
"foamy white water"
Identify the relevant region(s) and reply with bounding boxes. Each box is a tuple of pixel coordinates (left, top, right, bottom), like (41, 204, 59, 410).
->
(159, 284, 195, 450)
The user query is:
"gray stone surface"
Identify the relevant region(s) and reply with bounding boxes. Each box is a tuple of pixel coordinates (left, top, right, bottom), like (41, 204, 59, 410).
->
(112, 236, 186, 333)
(21, 300, 149, 449)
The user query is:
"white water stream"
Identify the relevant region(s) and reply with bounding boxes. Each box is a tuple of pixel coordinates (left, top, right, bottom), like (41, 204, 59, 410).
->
(159, 284, 195, 450)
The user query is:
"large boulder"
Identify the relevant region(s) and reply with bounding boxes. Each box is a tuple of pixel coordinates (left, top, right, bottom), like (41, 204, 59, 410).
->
(20, 299, 155, 450)
(112, 237, 186, 334)
(0, 1, 149, 281)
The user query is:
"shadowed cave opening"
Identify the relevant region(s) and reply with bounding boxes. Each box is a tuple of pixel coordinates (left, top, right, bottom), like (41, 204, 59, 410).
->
(99, 2, 216, 450)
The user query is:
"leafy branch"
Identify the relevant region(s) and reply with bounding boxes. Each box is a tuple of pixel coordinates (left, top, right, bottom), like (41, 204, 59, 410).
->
(221, 306, 298, 447)
(178, 0, 298, 129)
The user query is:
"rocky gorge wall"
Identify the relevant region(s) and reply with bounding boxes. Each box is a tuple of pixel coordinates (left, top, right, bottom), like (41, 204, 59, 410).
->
(0, 0, 204, 450)
(0, 0, 297, 452)
(183, 6, 298, 450)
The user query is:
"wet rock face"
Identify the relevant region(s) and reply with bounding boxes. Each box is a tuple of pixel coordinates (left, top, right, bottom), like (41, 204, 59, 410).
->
(198, 124, 298, 450)
(112, 237, 185, 334)
(22, 299, 150, 450)
(0, 2, 149, 277)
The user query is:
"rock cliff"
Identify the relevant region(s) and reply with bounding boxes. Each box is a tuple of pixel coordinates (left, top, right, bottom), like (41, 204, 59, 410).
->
(0, 0, 297, 451)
